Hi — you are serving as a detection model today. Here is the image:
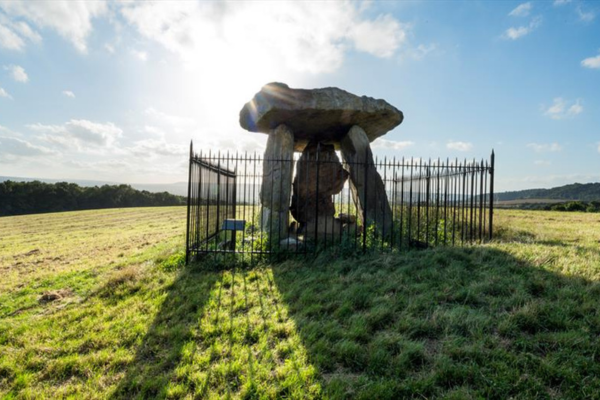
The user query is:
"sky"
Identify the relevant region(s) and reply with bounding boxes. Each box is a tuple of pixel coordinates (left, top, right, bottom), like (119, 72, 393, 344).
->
(0, 0, 599, 192)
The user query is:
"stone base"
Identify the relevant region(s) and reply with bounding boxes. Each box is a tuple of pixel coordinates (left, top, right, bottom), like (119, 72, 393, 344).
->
(303, 216, 356, 240)
(260, 207, 289, 242)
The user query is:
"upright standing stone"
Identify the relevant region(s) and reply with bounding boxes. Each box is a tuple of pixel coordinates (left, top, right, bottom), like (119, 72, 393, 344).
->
(340, 125, 393, 237)
(291, 142, 348, 224)
(261, 124, 294, 241)
(290, 142, 349, 239)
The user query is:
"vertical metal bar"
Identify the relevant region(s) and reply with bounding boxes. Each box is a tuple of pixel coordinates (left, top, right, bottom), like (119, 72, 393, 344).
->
(443, 158, 449, 245)
(417, 159, 422, 243)
(452, 158, 457, 246)
(362, 147, 368, 253)
(241, 152, 247, 254)
(461, 159, 467, 244)
(425, 158, 431, 244)
(279, 152, 285, 248)
(483, 159, 488, 240)
(400, 158, 405, 249)
(269, 152, 274, 261)
(198, 151, 206, 252)
(305, 149, 310, 257)
(391, 158, 396, 249)
(216, 151, 221, 238)
(489, 150, 495, 240)
(338, 156, 344, 247)
(224, 152, 230, 249)
(479, 159, 484, 242)
(232, 159, 238, 252)
(252, 152, 257, 264)
(323, 150, 329, 250)
(185, 141, 193, 263)
(205, 151, 211, 252)
(408, 158, 413, 246)
(315, 144, 321, 250)
(349, 158, 356, 252)
(198, 151, 206, 253)
(435, 158, 440, 247)
(470, 159, 475, 242)
(381, 156, 386, 251)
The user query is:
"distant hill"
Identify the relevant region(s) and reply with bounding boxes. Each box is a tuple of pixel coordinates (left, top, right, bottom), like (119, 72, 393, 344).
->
(0, 176, 188, 196)
(496, 182, 600, 202)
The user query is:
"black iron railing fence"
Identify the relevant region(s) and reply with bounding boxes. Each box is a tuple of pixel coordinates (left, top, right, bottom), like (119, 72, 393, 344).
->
(186, 141, 495, 263)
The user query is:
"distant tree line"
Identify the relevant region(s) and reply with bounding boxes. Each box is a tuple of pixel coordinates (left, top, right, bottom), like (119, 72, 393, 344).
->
(496, 182, 600, 202)
(498, 201, 600, 213)
(546, 201, 600, 213)
(0, 181, 186, 217)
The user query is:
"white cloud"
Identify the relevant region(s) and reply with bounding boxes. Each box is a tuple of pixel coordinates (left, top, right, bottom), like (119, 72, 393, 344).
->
(534, 160, 551, 166)
(0, 136, 56, 156)
(62, 90, 75, 98)
(509, 2, 532, 17)
(581, 52, 600, 69)
(4, 64, 28, 82)
(406, 43, 438, 60)
(372, 138, 415, 151)
(131, 49, 148, 62)
(121, 1, 408, 74)
(129, 138, 187, 157)
(527, 142, 562, 152)
(104, 43, 115, 54)
(0, 86, 11, 99)
(28, 119, 123, 149)
(543, 97, 583, 119)
(143, 107, 196, 133)
(0, 1, 107, 52)
(503, 16, 542, 40)
(0, 13, 41, 51)
(577, 7, 595, 22)
(553, 0, 572, 5)
(0, 20, 24, 50)
(348, 14, 407, 58)
(447, 141, 473, 151)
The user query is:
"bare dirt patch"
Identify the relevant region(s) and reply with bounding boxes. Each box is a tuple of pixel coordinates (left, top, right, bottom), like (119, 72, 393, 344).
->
(39, 288, 73, 304)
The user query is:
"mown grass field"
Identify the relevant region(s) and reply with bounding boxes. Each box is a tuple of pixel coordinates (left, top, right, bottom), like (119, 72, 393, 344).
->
(2, 207, 600, 398)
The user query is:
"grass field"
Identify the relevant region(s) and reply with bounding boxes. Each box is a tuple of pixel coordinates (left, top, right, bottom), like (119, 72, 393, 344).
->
(2, 207, 600, 398)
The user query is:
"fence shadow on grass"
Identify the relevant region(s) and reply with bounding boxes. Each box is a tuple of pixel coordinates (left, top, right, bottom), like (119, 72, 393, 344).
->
(110, 265, 219, 399)
(270, 246, 600, 398)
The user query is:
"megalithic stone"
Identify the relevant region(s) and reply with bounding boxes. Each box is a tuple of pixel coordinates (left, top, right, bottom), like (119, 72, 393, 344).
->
(340, 125, 393, 238)
(260, 124, 294, 240)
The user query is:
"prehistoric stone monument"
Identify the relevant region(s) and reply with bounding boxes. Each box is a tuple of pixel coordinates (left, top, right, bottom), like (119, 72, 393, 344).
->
(239, 82, 403, 241)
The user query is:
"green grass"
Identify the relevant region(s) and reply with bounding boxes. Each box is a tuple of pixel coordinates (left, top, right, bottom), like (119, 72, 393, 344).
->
(2, 208, 600, 398)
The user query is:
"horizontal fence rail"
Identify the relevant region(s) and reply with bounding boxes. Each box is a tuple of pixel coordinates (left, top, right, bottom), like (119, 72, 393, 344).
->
(186, 141, 495, 263)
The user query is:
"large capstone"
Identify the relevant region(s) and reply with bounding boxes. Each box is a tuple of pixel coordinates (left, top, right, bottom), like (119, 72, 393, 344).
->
(240, 82, 403, 152)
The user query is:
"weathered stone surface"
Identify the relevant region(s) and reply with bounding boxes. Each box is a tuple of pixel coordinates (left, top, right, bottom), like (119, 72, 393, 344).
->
(260, 124, 294, 241)
(290, 142, 348, 225)
(303, 216, 344, 239)
(260, 124, 294, 211)
(340, 125, 393, 237)
(260, 207, 289, 241)
(240, 82, 403, 151)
